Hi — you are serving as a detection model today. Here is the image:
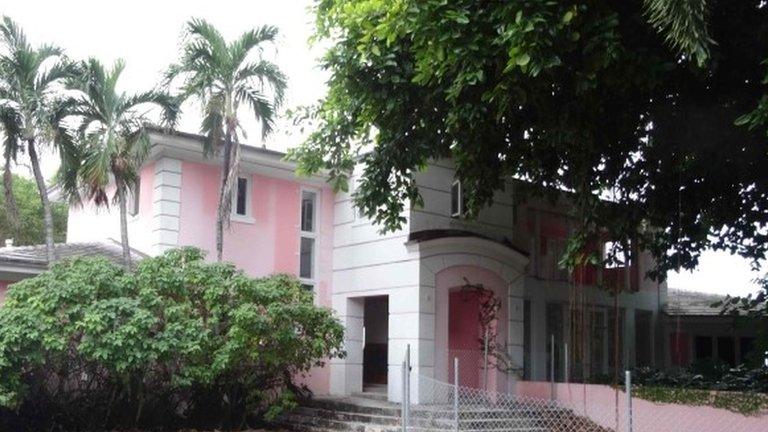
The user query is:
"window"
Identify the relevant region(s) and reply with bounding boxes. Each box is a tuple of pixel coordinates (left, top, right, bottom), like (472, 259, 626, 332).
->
(695, 336, 713, 360)
(128, 180, 140, 217)
(717, 336, 735, 366)
(603, 241, 630, 268)
(300, 190, 318, 286)
(234, 177, 248, 216)
(450, 179, 467, 218)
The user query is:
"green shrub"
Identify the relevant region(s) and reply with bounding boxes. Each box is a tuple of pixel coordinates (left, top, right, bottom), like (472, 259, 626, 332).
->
(0, 247, 344, 431)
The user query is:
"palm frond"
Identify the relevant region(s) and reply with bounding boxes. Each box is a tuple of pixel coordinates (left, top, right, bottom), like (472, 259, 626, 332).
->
(235, 84, 276, 139)
(644, 0, 711, 65)
(236, 59, 287, 107)
(229, 25, 279, 69)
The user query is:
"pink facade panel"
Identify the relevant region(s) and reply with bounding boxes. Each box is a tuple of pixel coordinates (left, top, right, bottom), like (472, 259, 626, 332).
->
(176, 161, 334, 393)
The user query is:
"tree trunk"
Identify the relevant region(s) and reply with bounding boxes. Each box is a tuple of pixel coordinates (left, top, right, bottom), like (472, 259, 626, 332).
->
(27, 139, 55, 265)
(116, 180, 132, 268)
(216, 124, 234, 262)
(2, 155, 19, 239)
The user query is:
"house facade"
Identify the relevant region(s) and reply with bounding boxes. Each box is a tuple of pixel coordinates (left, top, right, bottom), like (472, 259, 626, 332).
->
(62, 129, 666, 402)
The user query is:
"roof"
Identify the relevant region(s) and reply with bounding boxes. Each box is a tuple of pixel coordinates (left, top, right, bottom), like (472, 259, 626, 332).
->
(0, 240, 147, 271)
(144, 126, 288, 158)
(408, 229, 529, 257)
(665, 289, 728, 316)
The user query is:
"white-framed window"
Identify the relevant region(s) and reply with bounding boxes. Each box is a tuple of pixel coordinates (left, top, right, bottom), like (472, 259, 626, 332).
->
(127, 179, 140, 217)
(299, 189, 318, 289)
(603, 240, 630, 268)
(231, 176, 254, 222)
(450, 179, 467, 218)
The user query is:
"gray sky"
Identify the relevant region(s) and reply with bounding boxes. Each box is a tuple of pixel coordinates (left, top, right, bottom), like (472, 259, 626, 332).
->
(2, 0, 762, 297)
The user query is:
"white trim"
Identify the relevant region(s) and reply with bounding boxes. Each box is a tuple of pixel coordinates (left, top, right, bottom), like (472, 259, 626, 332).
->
(231, 175, 255, 224)
(406, 235, 529, 272)
(450, 179, 462, 218)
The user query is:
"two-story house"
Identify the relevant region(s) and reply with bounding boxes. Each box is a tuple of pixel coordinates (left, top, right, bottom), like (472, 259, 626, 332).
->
(62, 129, 665, 403)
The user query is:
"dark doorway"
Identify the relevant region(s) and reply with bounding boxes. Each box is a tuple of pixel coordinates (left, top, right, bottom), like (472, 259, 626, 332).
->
(363, 296, 389, 388)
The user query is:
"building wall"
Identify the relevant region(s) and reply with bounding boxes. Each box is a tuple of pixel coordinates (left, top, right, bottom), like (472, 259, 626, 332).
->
(330, 168, 418, 400)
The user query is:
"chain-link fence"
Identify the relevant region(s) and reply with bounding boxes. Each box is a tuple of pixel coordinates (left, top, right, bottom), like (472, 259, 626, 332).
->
(407, 358, 618, 432)
(402, 349, 768, 432)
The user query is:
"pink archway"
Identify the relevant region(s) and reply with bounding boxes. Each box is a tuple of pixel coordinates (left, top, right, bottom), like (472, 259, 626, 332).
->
(434, 265, 508, 392)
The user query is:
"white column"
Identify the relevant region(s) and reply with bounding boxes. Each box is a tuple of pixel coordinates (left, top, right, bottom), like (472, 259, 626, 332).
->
(151, 157, 182, 255)
(330, 296, 364, 396)
(389, 283, 435, 403)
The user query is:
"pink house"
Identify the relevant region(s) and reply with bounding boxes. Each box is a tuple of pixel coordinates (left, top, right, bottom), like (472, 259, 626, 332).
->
(57, 128, 672, 403)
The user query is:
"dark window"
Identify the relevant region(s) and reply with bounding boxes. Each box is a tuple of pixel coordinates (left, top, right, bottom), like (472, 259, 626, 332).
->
(300, 237, 315, 279)
(235, 177, 248, 216)
(128, 180, 140, 216)
(450, 180, 461, 217)
(717, 337, 736, 366)
(695, 336, 713, 360)
(301, 191, 316, 232)
(740, 337, 756, 363)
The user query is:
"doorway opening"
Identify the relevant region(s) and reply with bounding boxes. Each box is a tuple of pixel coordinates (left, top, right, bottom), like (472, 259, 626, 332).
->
(363, 295, 389, 393)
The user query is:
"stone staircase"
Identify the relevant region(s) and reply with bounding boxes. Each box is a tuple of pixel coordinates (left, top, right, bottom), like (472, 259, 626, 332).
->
(274, 388, 606, 432)
(274, 394, 402, 432)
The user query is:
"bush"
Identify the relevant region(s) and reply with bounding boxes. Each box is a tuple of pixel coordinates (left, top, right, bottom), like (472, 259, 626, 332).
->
(0, 247, 344, 431)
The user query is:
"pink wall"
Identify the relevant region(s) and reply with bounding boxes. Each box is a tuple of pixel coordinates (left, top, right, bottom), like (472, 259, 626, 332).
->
(177, 161, 335, 393)
(516, 381, 768, 432)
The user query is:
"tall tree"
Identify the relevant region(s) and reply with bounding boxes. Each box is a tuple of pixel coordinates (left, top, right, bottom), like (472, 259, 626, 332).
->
(60, 58, 179, 267)
(0, 16, 75, 264)
(165, 18, 287, 262)
(0, 109, 20, 239)
(0, 172, 67, 246)
(292, 0, 768, 280)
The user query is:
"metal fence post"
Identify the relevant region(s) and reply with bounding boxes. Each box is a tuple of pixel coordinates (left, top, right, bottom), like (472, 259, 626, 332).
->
(625, 369, 633, 432)
(453, 357, 459, 432)
(404, 344, 411, 431)
(483, 328, 489, 391)
(550, 334, 555, 400)
(402, 358, 407, 432)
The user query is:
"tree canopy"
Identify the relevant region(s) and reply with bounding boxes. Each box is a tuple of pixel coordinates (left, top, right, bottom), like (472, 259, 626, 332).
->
(291, 0, 768, 279)
(0, 172, 67, 246)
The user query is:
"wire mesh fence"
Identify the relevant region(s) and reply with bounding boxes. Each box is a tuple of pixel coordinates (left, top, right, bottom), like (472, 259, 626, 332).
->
(403, 351, 768, 432)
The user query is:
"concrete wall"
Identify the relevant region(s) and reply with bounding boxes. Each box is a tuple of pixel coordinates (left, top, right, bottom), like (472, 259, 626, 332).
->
(330, 168, 418, 401)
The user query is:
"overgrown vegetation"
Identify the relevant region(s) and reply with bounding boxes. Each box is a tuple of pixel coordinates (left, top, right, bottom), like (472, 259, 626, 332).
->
(629, 364, 768, 415)
(0, 247, 344, 431)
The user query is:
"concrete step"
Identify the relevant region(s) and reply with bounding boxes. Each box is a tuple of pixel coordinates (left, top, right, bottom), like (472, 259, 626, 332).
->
(352, 391, 388, 402)
(278, 413, 400, 432)
(293, 406, 400, 426)
(305, 396, 401, 417)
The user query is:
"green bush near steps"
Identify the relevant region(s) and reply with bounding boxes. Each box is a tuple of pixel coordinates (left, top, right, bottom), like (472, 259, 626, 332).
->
(0, 247, 345, 431)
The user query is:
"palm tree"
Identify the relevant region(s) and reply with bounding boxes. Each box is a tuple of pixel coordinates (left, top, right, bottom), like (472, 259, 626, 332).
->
(0, 109, 21, 239)
(0, 16, 75, 264)
(61, 58, 179, 267)
(166, 18, 286, 261)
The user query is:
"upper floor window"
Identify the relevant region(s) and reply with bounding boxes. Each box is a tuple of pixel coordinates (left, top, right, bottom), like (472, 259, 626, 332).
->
(451, 179, 467, 218)
(603, 240, 630, 268)
(231, 176, 252, 220)
(128, 179, 140, 217)
(300, 190, 318, 286)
